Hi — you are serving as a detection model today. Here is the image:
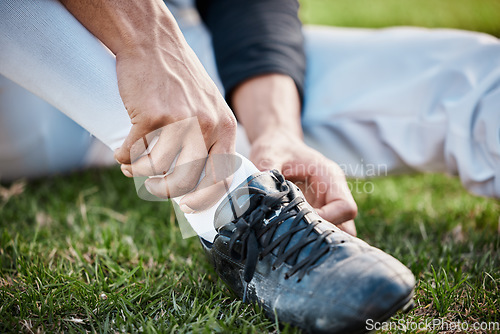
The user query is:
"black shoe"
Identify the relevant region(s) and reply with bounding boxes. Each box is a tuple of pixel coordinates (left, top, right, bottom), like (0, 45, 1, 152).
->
(200, 170, 415, 334)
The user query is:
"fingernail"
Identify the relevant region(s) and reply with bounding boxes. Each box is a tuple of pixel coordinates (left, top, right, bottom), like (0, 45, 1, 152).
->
(180, 204, 195, 214)
(123, 169, 132, 177)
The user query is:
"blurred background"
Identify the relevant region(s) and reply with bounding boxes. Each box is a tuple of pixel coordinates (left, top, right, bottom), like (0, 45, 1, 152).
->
(300, 0, 500, 37)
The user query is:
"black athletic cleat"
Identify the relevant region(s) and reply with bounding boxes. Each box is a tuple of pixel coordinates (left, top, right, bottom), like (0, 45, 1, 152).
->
(200, 170, 415, 333)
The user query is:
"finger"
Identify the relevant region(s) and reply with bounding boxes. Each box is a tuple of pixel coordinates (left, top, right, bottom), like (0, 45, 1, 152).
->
(144, 143, 208, 199)
(121, 119, 206, 177)
(180, 150, 240, 212)
(114, 125, 160, 164)
(315, 198, 358, 226)
(121, 141, 180, 177)
(337, 220, 357, 237)
(180, 124, 237, 213)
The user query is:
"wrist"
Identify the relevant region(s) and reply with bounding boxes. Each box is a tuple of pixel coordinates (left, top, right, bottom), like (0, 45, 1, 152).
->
(232, 74, 303, 143)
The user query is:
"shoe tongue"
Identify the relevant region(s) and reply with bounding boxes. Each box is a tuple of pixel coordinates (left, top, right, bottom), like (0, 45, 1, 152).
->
(213, 171, 282, 230)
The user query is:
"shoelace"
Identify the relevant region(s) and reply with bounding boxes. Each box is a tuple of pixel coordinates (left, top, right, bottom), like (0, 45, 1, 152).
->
(228, 171, 333, 302)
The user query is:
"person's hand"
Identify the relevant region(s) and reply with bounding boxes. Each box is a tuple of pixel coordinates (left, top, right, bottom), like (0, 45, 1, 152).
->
(249, 132, 357, 236)
(231, 74, 357, 235)
(60, 0, 237, 212)
(114, 38, 237, 212)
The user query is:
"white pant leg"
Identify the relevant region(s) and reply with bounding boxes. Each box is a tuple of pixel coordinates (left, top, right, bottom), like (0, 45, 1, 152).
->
(0, 75, 116, 181)
(0, 75, 86, 180)
(301, 26, 500, 198)
(0, 0, 131, 150)
(0, 0, 258, 240)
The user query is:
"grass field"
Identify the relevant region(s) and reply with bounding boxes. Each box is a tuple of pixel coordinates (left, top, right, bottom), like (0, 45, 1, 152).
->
(1, 0, 499, 333)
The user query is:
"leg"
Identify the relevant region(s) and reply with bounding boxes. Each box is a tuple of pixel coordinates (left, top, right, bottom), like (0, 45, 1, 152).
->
(0, 0, 130, 150)
(0, 75, 115, 181)
(0, 0, 258, 240)
(301, 26, 500, 198)
(0, 2, 222, 181)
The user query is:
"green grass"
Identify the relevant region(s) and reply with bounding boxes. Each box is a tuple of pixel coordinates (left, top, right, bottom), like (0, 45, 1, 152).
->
(1, 171, 498, 333)
(300, 0, 500, 37)
(1, 0, 500, 333)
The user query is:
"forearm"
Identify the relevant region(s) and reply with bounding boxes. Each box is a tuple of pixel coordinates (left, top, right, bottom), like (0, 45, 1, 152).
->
(232, 74, 303, 142)
(59, 0, 184, 57)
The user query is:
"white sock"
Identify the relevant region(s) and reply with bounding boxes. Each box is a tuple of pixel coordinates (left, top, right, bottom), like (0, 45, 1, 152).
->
(0, 0, 258, 241)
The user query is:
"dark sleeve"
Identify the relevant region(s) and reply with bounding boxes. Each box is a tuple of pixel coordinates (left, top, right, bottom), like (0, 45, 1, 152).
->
(196, 0, 306, 105)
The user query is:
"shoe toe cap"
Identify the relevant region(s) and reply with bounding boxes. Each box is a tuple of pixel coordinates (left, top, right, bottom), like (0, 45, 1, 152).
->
(275, 247, 415, 333)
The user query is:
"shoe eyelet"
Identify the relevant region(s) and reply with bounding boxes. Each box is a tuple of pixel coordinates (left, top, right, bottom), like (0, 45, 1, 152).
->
(284, 274, 290, 280)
